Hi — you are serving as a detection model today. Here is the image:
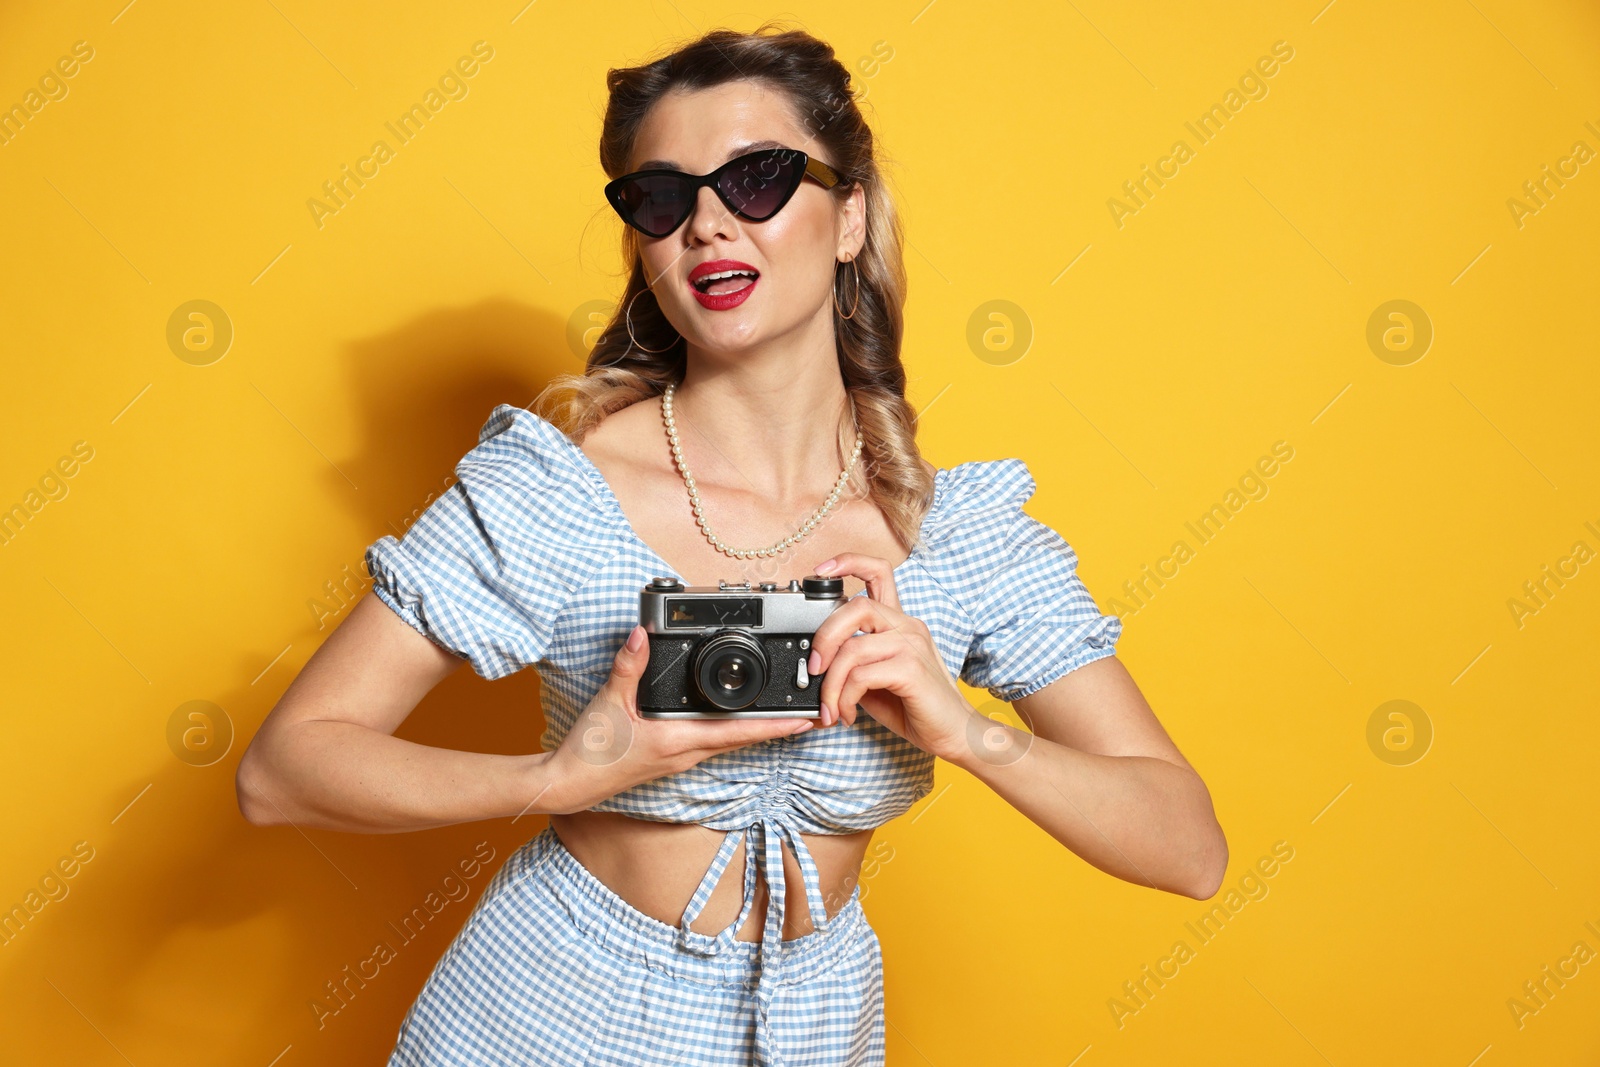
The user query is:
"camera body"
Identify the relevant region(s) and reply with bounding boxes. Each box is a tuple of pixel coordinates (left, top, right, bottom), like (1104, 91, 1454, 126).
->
(637, 574, 849, 719)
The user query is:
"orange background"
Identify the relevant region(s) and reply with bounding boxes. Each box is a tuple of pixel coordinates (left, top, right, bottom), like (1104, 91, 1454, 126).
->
(2, 0, 1598, 1063)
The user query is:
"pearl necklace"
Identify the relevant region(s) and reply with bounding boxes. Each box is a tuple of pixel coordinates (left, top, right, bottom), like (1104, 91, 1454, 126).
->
(661, 381, 865, 560)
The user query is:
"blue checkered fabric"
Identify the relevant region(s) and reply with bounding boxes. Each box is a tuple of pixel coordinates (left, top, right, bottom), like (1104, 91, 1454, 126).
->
(388, 824, 884, 1066)
(366, 403, 1121, 1065)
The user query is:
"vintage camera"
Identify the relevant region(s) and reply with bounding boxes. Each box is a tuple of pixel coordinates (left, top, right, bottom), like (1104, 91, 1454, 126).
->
(637, 574, 850, 719)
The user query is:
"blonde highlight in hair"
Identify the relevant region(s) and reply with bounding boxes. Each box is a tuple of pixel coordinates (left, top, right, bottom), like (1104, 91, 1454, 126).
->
(532, 21, 935, 554)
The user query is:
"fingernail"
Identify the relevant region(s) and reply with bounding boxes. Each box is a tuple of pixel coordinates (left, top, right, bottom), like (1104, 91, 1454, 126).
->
(815, 559, 836, 575)
(821, 702, 832, 724)
(807, 650, 820, 673)
(790, 720, 813, 733)
(625, 625, 645, 652)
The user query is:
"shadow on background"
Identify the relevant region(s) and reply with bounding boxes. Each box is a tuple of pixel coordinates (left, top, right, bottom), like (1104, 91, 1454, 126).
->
(7, 298, 589, 1064)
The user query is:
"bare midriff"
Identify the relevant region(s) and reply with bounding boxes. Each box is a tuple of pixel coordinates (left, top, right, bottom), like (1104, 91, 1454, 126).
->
(548, 810, 873, 942)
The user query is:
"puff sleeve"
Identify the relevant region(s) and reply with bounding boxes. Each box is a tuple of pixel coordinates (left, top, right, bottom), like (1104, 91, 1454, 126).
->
(363, 404, 586, 681)
(956, 461, 1122, 703)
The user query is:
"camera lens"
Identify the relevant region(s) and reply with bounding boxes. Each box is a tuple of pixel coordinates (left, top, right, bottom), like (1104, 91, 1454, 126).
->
(715, 660, 747, 690)
(691, 632, 768, 710)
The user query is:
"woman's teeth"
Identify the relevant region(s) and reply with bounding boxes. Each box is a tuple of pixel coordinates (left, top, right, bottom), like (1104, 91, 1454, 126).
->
(695, 269, 758, 294)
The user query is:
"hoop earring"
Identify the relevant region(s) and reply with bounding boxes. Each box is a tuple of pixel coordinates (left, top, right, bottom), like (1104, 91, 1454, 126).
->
(833, 257, 861, 320)
(626, 287, 679, 354)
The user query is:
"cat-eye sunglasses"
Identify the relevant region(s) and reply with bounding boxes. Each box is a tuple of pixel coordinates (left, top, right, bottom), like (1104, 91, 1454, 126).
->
(604, 146, 843, 238)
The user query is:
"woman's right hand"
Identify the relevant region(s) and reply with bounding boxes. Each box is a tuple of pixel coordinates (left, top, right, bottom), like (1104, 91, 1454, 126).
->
(547, 624, 817, 814)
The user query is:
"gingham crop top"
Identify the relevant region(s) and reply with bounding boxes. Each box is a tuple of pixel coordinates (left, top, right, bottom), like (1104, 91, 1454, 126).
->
(363, 402, 1122, 1042)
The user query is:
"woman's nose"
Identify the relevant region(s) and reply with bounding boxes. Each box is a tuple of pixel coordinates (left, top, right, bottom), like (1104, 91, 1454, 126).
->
(687, 183, 737, 239)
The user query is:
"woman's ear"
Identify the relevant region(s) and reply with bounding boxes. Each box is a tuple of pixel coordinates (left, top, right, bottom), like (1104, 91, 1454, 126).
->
(838, 181, 867, 259)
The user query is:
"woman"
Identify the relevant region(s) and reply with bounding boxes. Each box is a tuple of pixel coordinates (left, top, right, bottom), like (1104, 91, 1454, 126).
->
(236, 23, 1227, 1067)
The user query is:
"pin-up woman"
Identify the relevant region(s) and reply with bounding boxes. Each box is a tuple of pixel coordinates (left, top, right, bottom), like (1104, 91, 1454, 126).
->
(237, 21, 1227, 1067)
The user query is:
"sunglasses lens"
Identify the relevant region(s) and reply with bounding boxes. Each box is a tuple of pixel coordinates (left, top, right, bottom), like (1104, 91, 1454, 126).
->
(609, 149, 810, 236)
(615, 174, 693, 236)
(718, 150, 803, 220)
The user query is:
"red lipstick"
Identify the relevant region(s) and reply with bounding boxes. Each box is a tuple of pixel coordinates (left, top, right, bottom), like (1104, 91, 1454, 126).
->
(687, 258, 760, 311)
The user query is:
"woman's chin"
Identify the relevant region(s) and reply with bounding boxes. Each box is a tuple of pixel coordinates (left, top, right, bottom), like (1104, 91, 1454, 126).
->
(680, 319, 769, 354)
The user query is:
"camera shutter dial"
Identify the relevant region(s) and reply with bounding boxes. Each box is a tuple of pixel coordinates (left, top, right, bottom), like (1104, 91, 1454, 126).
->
(802, 575, 844, 598)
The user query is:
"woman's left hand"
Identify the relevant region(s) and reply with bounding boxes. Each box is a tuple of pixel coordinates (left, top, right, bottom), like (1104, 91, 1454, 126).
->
(804, 553, 977, 760)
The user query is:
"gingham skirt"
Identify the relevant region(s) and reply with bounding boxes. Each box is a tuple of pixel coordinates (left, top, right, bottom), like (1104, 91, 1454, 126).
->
(385, 824, 886, 1066)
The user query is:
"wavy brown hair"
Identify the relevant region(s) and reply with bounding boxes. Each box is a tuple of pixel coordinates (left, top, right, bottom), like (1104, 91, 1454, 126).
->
(531, 21, 935, 555)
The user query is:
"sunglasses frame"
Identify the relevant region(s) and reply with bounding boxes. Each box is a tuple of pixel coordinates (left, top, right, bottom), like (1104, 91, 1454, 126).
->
(604, 146, 843, 238)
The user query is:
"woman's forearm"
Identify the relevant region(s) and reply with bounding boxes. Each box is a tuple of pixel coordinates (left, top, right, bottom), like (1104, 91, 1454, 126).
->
(237, 719, 568, 833)
(947, 722, 1226, 899)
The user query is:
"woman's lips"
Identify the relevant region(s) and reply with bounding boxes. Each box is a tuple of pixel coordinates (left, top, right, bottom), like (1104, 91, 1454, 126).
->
(689, 274, 758, 310)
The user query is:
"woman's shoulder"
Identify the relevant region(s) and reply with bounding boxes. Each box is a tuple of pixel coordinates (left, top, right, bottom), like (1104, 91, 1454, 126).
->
(451, 403, 625, 542)
(917, 454, 1106, 648)
(924, 456, 1036, 536)
(362, 403, 627, 680)
(569, 395, 675, 480)
(467, 401, 563, 461)
(466, 403, 596, 488)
